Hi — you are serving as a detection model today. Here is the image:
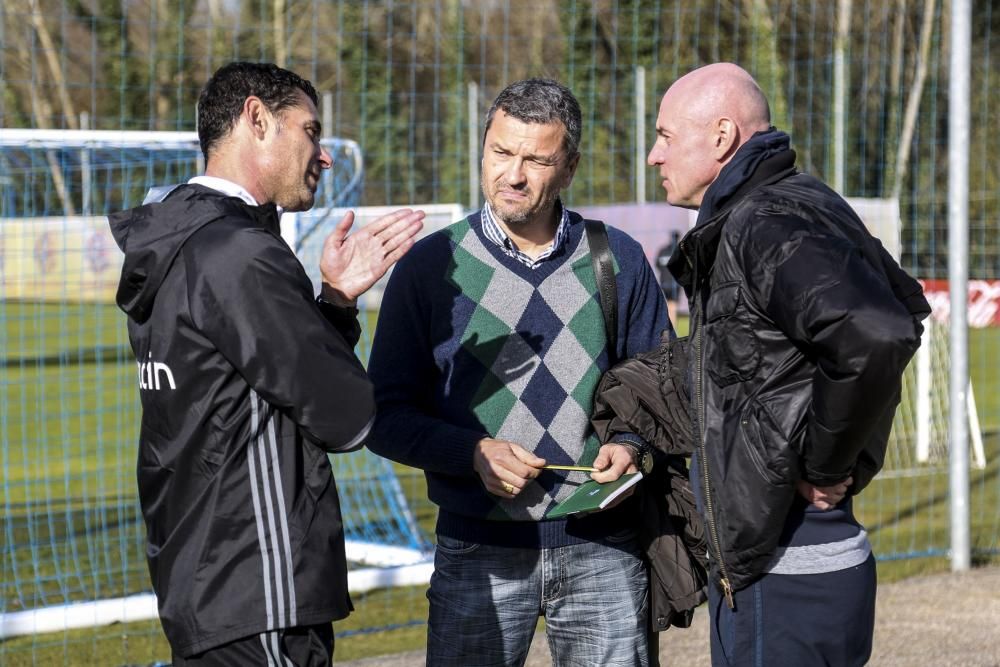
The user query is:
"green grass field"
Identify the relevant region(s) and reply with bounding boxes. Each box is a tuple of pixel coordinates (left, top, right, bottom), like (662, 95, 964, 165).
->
(1, 304, 998, 665)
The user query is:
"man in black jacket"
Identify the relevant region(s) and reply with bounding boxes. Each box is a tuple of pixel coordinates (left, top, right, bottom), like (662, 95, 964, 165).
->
(647, 63, 929, 665)
(109, 62, 424, 665)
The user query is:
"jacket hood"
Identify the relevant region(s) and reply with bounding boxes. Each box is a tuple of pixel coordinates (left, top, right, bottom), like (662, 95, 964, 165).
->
(109, 184, 277, 323)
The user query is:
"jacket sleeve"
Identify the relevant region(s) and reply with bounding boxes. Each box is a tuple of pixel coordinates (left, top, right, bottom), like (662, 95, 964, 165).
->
(186, 224, 374, 452)
(365, 250, 486, 475)
(316, 298, 363, 348)
(744, 217, 923, 486)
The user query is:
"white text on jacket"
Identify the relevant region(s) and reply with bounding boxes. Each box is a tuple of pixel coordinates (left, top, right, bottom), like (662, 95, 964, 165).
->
(137, 353, 176, 390)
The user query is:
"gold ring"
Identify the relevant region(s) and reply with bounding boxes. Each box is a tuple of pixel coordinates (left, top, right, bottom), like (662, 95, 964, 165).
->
(501, 481, 515, 495)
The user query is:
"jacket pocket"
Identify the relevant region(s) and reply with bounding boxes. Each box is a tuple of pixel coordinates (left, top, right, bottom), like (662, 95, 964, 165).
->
(739, 400, 797, 487)
(286, 437, 334, 550)
(703, 283, 761, 387)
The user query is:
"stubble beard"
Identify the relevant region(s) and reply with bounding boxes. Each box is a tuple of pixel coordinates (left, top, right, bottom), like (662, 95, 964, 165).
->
(278, 165, 320, 212)
(275, 185, 315, 213)
(483, 180, 559, 228)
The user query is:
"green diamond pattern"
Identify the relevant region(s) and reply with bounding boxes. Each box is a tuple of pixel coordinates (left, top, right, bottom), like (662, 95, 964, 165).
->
(446, 243, 494, 304)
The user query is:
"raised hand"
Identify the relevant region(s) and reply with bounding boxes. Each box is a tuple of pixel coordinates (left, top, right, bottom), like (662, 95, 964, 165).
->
(319, 208, 425, 306)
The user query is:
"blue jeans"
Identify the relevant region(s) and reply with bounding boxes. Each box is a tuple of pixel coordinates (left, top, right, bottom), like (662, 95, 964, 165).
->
(709, 554, 877, 667)
(426, 531, 649, 667)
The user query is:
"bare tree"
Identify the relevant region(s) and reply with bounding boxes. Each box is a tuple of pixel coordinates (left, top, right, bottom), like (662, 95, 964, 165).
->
(891, 0, 936, 200)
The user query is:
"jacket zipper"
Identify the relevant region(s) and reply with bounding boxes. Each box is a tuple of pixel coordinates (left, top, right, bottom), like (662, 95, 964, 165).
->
(684, 240, 735, 609)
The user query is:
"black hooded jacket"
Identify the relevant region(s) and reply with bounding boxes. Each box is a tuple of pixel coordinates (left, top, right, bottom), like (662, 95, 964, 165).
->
(668, 132, 930, 594)
(109, 184, 374, 656)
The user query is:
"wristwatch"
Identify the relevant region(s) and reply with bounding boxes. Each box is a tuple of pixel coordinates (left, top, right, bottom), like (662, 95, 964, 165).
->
(622, 440, 654, 474)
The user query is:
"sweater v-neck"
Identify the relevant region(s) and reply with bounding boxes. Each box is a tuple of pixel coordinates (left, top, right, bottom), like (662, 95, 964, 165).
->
(468, 210, 586, 285)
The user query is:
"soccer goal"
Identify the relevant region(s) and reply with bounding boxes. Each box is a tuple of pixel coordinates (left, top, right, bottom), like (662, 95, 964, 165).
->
(0, 129, 433, 640)
(880, 313, 987, 477)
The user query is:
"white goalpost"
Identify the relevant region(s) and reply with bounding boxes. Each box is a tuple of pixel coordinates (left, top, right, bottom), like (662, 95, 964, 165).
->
(913, 316, 986, 469)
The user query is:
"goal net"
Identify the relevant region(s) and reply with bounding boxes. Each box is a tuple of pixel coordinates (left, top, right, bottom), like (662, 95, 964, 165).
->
(0, 129, 432, 639)
(881, 308, 987, 477)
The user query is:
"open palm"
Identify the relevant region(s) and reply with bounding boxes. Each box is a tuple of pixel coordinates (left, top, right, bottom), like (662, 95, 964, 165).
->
(319, 208, 425, 305)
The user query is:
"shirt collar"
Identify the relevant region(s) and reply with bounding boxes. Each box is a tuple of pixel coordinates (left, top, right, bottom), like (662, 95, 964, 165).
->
(188, 175, 260, 207)
(481, 200, 570, 268)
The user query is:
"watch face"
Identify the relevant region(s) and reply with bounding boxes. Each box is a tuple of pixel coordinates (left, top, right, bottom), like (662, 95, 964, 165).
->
(640, 452, 654, 474)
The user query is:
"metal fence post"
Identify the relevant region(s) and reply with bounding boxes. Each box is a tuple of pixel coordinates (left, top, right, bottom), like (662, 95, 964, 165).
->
(635, 65, 646, 204)
(948, 0, 971, 573)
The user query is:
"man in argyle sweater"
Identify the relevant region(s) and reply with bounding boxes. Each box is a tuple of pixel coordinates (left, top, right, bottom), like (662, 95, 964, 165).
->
(368, 79, 670, 666)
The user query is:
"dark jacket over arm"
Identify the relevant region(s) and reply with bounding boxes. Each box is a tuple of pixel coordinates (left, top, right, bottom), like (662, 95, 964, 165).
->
(591, 335, 707, 631)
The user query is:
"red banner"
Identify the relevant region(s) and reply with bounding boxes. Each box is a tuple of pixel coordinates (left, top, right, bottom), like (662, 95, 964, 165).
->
(919, 279, 1000, 328)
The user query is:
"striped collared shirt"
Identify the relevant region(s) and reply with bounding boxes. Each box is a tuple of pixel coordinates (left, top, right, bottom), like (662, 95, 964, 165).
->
(481, 200, 570, 269)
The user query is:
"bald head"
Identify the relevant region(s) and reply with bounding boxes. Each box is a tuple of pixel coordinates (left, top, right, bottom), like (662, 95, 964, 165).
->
(666, 63, 771, 141)
(646, 63, 772, 209)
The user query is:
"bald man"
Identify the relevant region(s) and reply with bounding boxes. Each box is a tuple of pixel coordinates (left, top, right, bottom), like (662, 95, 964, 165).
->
(648, 63, 929, 665)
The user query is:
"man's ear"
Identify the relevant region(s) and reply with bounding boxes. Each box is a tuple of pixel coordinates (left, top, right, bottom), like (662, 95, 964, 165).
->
(713, 117, 739, 161)
(242, 96, 271, 141)
(561, 151, 581, 189)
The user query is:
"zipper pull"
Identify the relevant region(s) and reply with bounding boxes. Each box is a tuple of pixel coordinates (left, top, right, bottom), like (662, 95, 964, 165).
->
(721, 578, 735, 609)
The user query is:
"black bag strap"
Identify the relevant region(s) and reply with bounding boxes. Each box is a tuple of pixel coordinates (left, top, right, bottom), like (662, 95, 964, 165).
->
(585, 219, 618, 365)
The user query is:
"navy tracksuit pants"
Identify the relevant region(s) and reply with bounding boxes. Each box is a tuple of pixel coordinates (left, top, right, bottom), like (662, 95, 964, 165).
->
(708, 554, 877, 666)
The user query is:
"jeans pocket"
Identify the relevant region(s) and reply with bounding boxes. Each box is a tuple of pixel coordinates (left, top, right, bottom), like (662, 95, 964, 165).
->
(435, 534, 481, 555)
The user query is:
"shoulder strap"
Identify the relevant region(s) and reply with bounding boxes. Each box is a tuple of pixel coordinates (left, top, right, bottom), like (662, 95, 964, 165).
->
(585, 219, 619, 365)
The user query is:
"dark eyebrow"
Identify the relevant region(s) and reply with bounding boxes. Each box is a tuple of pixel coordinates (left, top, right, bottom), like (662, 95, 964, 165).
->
(528, 152, 561, 165)
(488, 139, 514, 154)
(488, 139, 560, 164)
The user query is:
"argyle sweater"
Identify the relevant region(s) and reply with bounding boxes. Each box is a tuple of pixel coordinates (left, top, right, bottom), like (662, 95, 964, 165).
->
(367, 210, 669, 547)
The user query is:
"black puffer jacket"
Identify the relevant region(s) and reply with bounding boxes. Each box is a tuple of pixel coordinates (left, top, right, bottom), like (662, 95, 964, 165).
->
(110, 185, 374, 656)
(668, 136, 929, 595)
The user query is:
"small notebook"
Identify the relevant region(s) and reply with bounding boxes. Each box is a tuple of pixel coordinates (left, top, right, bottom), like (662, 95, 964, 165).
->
(545, 472, 644, 519)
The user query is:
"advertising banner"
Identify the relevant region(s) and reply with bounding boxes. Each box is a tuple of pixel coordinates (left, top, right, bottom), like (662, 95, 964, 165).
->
(920, 279, 1000, 328)
(0, 217, 122, 302)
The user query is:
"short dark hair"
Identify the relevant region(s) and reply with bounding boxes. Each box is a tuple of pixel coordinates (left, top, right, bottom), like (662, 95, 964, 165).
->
(484, 78, 582, 158)
(196, 61, 319, 159)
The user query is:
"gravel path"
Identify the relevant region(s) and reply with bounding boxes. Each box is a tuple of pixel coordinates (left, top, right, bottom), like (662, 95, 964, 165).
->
(337, 565, 1000, 666)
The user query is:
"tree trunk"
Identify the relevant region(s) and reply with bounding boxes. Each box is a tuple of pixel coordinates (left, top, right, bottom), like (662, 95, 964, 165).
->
(891, 0, 936, 200)
(883, 0, 907, 197)
(17, 2, 76, 215)
(274, 0, 287, 67)
(28, 0, 78, 129)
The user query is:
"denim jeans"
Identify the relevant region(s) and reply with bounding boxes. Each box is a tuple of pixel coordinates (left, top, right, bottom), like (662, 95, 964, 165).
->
(426, 531, 649, 667)
(708, 554, 877, 667)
